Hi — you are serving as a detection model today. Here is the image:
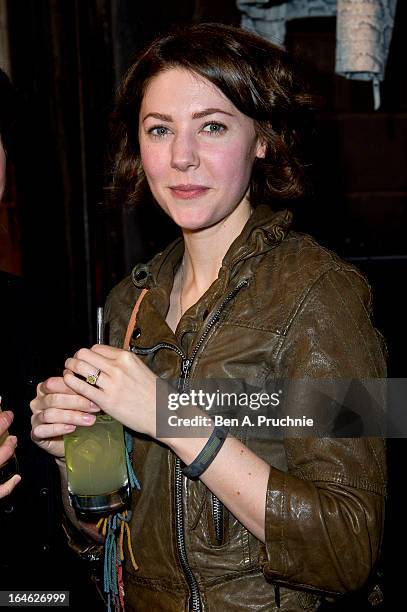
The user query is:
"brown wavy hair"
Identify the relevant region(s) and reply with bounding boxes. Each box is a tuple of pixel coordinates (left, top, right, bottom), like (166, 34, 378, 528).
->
(111, 22, 317, 208)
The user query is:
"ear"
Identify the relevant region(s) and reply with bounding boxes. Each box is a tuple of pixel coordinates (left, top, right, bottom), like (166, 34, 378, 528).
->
(255, 138, 267, 159)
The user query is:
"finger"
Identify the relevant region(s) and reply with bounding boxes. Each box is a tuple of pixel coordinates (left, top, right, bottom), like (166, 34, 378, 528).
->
(92, 345, 144, 373)
(41, 377, 79, 396)
(91, 344, 123, 358)
(0, 435, 17, 465)
(31, 422, 77, 441)
(0, 410, 13, 433)
(73, 347, 114, 369)
(38, 406, 97, 428)
(30, 431, 65, 459)
(64, 358, 108, 389)
(43, 393, 100, 413)
(30, 391, 97, 418)
(0, 474, 21, 499)
(63, 371, 104, 402)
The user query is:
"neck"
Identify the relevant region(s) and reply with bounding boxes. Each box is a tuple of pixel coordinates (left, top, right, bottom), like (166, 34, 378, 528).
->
(181, 200, 252, 298)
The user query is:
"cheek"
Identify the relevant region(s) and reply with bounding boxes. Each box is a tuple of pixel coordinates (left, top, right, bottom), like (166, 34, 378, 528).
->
(207, 141, 255, 185)
(140, 144, 167, 185)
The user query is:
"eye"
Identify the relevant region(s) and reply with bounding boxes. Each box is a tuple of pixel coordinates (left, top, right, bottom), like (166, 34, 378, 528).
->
(147, 125, 171, 138)
(201, 122, 227, 136)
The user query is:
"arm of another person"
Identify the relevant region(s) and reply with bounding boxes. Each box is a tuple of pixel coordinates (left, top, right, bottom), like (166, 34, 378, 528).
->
(0, 410, 21, 499)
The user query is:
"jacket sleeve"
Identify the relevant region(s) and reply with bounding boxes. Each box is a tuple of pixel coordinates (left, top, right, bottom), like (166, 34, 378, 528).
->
(261, 266, 386, 595)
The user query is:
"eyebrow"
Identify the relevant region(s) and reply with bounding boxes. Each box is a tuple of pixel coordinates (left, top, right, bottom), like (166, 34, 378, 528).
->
(142, 108, 235, 123)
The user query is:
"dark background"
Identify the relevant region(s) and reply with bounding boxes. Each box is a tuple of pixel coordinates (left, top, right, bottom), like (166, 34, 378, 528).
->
(1, 0, 405, 608)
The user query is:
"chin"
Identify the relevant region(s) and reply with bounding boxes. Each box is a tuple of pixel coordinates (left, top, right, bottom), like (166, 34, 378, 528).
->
(181, 220, 215, 232)
(165, 206, 220, 232)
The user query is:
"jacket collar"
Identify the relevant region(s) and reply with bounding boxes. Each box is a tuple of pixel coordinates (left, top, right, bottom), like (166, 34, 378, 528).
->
(131, 205, 292, 292)
(129, 206, 292, 350)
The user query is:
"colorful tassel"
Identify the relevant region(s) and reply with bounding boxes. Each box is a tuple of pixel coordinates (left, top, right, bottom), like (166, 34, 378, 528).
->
(99, 431, 140, 611)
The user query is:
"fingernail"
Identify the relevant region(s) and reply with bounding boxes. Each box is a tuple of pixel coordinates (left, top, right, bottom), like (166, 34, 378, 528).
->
(82, 414, 95, 424)
(89, 403, 100, 412)
(9, 435, 17, 444)
(63, 424, 76, 432)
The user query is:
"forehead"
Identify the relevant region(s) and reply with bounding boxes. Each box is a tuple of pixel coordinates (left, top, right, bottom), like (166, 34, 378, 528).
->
(140, 68, 235, 113)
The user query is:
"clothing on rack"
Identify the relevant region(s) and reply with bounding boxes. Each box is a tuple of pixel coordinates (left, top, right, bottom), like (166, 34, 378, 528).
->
(237, 0, 398, 109)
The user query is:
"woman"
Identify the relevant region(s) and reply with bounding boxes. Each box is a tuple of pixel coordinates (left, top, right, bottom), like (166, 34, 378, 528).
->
(30, 24, 386, 611)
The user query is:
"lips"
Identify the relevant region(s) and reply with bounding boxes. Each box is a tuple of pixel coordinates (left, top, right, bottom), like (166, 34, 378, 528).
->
(169, 184, 210, 200)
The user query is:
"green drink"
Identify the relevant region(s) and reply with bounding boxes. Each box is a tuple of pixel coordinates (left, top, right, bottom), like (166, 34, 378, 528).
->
(64, 414, 129, 516)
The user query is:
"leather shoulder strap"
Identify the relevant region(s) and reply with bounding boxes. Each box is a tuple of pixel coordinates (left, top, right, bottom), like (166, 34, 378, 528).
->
(123, 288, 148, 350)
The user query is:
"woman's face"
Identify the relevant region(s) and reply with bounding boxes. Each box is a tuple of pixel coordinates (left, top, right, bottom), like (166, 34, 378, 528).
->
(139, 68, 265, 231)
(0, 137, 5, 202)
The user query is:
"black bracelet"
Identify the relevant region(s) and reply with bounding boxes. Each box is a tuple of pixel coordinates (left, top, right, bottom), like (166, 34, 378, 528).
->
(182, 426, 229, 480)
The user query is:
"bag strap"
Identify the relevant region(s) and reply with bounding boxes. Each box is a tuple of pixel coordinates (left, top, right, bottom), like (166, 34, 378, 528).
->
(123, 288, 148, 350)
(100, 287, 149, 612)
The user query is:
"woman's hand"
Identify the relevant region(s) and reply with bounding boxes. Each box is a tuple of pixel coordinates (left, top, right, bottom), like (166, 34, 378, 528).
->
(30, 376, 100, 459)
(64, 345, 158, 438)
(0, 410, 21, 499)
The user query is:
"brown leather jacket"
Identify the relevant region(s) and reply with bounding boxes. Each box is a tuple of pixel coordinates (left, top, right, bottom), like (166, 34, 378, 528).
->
(103, 205, 386, 611)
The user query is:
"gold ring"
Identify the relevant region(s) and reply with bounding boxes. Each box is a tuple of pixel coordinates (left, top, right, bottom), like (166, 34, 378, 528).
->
(86, 369, 101, 386)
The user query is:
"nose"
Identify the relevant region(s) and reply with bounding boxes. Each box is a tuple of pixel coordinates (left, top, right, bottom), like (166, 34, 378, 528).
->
(170, 132, 199, 171)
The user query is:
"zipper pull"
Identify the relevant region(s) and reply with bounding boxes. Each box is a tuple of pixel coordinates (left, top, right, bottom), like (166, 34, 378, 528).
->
(179, 358, 191, 392)
(181, 358, 191, 378)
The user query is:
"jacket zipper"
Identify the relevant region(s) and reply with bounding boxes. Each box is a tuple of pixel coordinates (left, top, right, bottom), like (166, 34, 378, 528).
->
(212, 493, 224, 545)
(133, 344, 200, 609)
(132, 279, 249, 611)
(183, 280, 248, 555)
